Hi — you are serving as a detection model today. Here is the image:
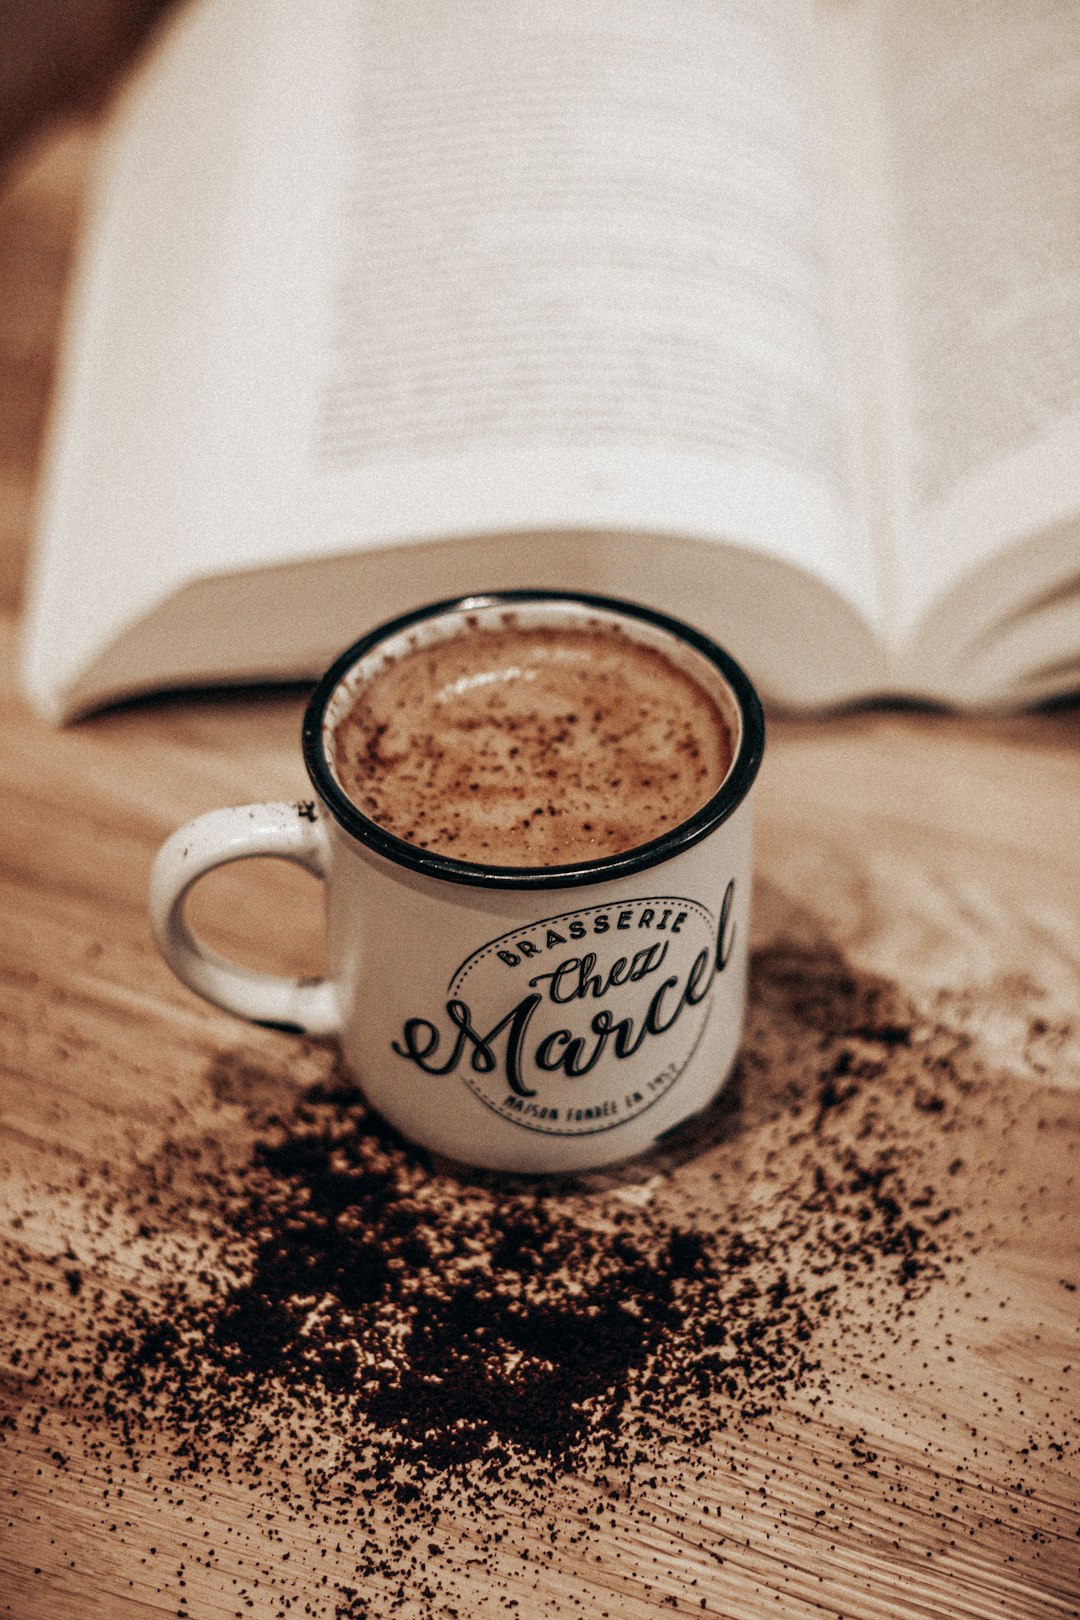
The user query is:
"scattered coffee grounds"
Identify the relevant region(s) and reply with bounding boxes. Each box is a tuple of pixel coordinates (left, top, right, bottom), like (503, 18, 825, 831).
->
(4, 943, 1078, 1617)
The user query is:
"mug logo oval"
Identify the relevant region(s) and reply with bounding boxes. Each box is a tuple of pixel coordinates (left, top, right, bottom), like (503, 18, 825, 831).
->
(392, 891, 734, 1137)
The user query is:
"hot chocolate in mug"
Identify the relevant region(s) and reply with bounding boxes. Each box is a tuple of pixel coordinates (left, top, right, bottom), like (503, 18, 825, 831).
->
(149, 592, 765, 1172)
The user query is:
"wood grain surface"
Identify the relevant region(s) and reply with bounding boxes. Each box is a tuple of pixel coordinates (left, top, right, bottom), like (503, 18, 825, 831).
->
(1, 121, 1078, 1620)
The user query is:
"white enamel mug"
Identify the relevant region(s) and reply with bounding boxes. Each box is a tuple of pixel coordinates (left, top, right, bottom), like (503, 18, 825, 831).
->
(149, 592, 765, 1173)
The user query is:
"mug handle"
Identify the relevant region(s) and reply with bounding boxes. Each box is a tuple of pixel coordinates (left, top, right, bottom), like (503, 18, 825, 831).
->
(148, 802, 341, 1037)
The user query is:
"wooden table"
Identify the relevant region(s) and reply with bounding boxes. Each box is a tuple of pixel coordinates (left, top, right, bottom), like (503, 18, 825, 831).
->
(1, 123, 1078, 1620)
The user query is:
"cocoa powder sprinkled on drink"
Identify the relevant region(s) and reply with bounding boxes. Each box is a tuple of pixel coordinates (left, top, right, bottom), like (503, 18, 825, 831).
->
(331, 623, 733, 865)
(3, 944, 1078, 1615)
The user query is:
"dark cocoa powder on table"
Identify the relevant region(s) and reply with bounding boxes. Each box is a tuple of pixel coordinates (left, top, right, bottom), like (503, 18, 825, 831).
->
(3, 942, 1077, 1616)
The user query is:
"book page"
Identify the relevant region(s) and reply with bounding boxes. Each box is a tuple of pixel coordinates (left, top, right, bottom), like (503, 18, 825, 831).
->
(23, 0, 887, 722)
(20, 0, 265, 715)
(221, 0, 877, 629)
(814, 1, 908, 658)
(870, 0, 1080, 642)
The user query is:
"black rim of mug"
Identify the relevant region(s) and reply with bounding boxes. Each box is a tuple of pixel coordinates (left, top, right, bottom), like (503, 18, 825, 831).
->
(301, 590, 766, 891)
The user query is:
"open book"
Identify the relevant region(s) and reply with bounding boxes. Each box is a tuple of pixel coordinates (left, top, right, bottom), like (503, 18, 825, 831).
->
(20, 0, 1080, 722)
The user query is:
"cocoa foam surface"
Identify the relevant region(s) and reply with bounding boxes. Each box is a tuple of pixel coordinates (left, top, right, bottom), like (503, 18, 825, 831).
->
(332, 624, 733, 865)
